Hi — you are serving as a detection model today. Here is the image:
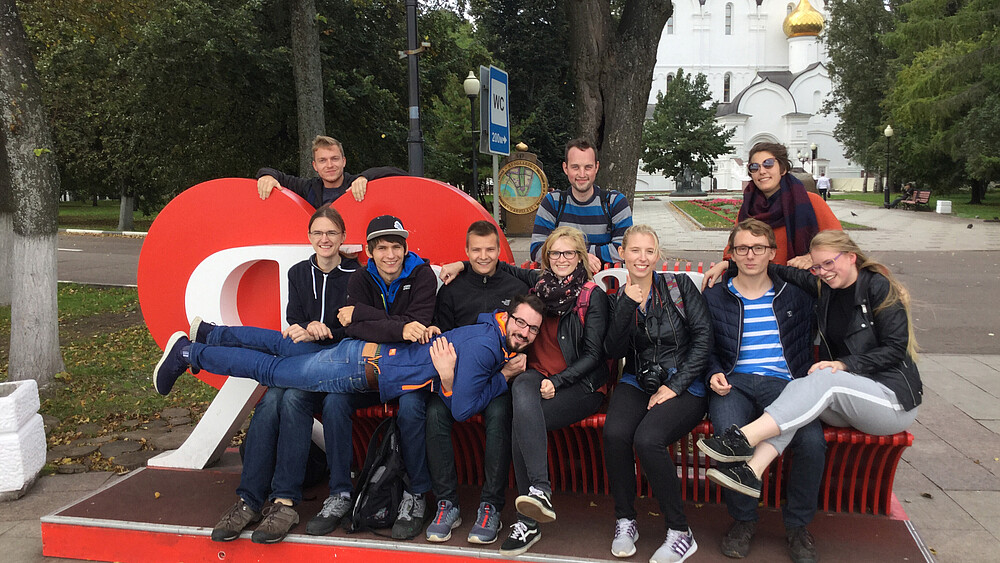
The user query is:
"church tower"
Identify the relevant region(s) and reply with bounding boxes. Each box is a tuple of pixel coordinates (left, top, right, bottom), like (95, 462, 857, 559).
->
(784, 0, 825, 73)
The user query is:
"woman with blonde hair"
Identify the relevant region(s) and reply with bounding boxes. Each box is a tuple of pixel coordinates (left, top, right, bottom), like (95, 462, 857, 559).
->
(603, 225, 712, 563)
(699, 230, 922, 500)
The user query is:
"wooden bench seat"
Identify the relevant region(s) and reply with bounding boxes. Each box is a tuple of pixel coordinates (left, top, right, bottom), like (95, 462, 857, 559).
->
(899, 189, 932, 210)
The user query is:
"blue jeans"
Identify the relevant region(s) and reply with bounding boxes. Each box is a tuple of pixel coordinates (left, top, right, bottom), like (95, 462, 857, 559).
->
(708, 372, 826, 529)
(194, 327, 431, 494)
(190, 329, 370, 393)
(238, 387, 320, 510)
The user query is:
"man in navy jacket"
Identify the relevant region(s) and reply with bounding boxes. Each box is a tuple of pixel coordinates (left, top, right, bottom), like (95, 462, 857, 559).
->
(703, 219, 825, 563)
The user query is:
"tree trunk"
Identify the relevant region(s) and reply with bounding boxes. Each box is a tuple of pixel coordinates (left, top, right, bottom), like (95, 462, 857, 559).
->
(118, 181, 135, 231)
(970, 178, 986, 205)
(0, 0, 65, 384)
(566, 0, 673, 206)
(862, 170, 869, 193)
(0, 131, 12, 307)
(289, 0, 325, 177)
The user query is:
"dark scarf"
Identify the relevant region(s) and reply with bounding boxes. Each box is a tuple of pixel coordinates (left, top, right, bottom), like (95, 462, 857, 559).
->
(531, 262, 589, 316)
(738, 174, 819, 258)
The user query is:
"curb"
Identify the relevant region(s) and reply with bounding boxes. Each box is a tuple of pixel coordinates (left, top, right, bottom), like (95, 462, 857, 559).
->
(60, 228, 147, 238)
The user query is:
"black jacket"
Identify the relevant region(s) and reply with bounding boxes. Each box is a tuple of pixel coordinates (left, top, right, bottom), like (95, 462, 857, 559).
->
(770, 264, 923, 411)
(703, 272, 815, 379)
(255, 166, 404, 208)
(344, 254, 437, 342)
(605, 272, 712, 396)
(433, 266, 529, 332)
(499, 262, 611, 392)
(286, 255, 359, 342)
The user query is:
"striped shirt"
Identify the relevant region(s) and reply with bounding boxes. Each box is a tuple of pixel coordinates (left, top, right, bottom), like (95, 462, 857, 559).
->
(530, 186, 633, 264)
(729, 279, 791, 380)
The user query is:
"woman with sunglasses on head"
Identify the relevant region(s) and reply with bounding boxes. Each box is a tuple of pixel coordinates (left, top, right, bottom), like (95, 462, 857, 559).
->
(697, 230, 922, 503)
(603, 225, 712, 563)
(441, 226, 609, 555)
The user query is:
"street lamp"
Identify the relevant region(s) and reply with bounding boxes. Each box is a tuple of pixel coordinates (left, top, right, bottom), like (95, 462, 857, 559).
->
(884, 124, 894, 208)
(463, 71, 481, 202)
(810, 142, 818, 175)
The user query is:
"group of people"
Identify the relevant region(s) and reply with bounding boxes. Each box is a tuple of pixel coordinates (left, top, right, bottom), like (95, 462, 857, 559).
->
(151, 136, 922, 563)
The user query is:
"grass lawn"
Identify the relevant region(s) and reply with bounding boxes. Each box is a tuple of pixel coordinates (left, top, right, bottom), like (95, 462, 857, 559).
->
(831, 189, 1000, 220)
(0, 284, 217, 470)
(59, 200, 158, 231)
(674, 199, 869, 230)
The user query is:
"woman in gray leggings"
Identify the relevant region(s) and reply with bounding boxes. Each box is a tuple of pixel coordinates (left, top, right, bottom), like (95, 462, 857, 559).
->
(699, 230, 922, 497)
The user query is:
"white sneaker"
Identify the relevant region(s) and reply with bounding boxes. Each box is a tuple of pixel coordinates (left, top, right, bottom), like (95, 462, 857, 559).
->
(611, 518, 639, 557)
(650, 528, 698, 563)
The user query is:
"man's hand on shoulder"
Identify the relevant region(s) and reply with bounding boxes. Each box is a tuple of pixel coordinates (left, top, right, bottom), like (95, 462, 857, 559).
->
(349, 176, 368, 202)
(257, 175, 281, 200)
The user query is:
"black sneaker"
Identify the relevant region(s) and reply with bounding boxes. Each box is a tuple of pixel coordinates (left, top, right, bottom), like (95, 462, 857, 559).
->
(390, 491, 428, 540)
(707, 463, 762, 498)
(786, 526, 819, 563)
(153, 331, 191, 396)
(698, 424, 754, 462)
(515, 486, 556, 523)
(720, 519, 756, 558)
(306, 494, 352, 536)
(189, 315, 217, 344)
(250, 501, 299, 544)
(499, 520, 541, 556)
(211, 498, 261, 542)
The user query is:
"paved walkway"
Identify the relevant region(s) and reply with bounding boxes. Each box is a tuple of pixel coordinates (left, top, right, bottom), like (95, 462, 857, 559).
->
(4, 196, 999, 562)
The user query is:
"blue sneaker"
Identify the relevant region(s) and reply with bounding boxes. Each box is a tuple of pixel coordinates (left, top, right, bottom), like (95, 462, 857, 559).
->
(425, 500, 462, 542)
(467, 501, 501, 544)
(153, 331, 191, 395)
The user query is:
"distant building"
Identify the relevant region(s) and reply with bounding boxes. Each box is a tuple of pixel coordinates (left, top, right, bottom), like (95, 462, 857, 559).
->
(636, 0, 863, 193)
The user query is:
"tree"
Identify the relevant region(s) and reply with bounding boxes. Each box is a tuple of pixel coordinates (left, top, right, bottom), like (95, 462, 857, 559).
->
(641, 69, 734, 181)
(0, 128, 11, 306)
(823, 0, 896, 191)
(566, 0, 674, 204)
(291, 0, 325, 176)
(883, 0, 1000, 202)
(0, 0, 64, 383)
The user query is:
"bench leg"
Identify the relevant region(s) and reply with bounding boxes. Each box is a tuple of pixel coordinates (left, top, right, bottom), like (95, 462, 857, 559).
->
(147, 377, 266, 469)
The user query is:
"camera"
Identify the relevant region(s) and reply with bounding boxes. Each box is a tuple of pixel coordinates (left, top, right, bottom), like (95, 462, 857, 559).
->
(638, 364, 677, 394)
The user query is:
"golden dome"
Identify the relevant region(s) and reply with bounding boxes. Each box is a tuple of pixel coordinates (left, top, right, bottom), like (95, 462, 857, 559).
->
(783, 0, 825, 38)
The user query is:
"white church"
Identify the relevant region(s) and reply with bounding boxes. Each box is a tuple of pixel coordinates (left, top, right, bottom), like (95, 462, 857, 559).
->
(635, 0, 864, 193)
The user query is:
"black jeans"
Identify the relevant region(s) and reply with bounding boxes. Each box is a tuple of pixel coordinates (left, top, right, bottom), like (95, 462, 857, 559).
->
(708, 372, 826, 528)
(425, 391, 513, 510)
(510, 370, 605, 509)
(603, 383, 707, 531)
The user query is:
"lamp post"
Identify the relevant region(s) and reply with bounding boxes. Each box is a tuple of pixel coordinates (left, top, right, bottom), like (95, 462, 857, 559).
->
(463, 71, 481, 202)
(884, 125, 893, 208)
(810, 142, 818, 176)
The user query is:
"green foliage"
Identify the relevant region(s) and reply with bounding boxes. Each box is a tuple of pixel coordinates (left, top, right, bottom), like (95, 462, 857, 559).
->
(832, 187, 1000, 219)
(59, 200, 157, 231)
(641, 69, 734, 179)
(470, 0, 576, 177)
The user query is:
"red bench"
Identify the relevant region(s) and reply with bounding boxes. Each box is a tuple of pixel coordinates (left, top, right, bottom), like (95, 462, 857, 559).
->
(351, 261, 913, 516)
(899, 189, 932, 210)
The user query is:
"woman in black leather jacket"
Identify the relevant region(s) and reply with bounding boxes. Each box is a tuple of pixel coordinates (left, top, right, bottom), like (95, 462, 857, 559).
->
(602, 225, 712, 562)
(490, 226, 610, 556)
(699, 230, 922, 500)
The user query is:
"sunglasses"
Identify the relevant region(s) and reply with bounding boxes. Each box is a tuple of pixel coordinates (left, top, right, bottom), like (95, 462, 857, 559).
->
(747, 158, 777, 174)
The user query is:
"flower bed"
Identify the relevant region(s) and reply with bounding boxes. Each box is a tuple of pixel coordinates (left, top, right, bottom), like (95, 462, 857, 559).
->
(691, 198, 741, 224)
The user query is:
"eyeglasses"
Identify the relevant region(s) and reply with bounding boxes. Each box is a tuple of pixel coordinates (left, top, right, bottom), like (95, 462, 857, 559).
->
(747, 158, 777, 174)
(733, 244, 774, 256)
(547, 250, 579, 261)
(309, 230, 342, 239)
(808, 252, 844, 274)
(509, 314, 540, 335)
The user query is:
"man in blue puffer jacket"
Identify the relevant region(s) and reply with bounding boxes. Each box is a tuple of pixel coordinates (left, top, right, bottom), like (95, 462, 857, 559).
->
(703, 219, 826, 563)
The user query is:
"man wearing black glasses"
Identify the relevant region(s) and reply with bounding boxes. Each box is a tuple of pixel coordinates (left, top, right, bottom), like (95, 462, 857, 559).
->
(702, 218, 825, 563)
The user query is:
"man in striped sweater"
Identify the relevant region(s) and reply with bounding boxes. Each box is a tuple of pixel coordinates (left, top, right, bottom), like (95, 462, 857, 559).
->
(529, 138, 632, 272)
(702, 219, 825, 563)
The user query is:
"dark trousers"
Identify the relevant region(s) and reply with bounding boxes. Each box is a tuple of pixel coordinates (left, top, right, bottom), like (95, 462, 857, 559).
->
(425, 391, 512, 510)
(510, 370, 604, 516)
(604, 383, 707, 531)
(708, 372, 826, 528)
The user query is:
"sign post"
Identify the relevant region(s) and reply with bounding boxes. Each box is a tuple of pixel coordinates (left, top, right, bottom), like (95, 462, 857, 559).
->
(483, 65, 510, 222)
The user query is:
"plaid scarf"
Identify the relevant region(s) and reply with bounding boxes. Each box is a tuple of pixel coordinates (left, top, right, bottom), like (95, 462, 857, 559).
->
(738, 174, 819, 258)
(531, 262, 589, 317)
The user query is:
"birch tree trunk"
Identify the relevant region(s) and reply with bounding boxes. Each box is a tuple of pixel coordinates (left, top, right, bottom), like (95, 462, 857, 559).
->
(0, 0, 65, 384)
(0, 129, 12, 307)
(289, 0, 325, 176)
(566, 0, 673, 205)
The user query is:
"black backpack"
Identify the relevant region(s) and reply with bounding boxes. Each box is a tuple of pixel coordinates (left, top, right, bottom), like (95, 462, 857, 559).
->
(346, 416, 408, 533)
